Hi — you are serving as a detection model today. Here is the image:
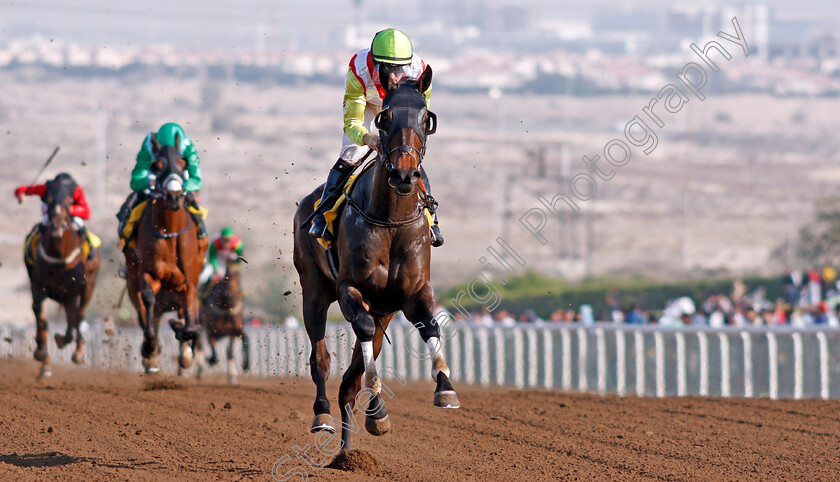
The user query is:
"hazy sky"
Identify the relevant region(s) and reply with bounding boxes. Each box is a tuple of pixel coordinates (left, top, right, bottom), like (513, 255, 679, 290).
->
(1, 0, 836, 51)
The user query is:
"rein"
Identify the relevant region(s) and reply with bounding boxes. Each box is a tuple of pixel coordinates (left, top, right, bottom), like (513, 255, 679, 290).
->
(147, 195, 193, 239)
(344, 189, 424, 228)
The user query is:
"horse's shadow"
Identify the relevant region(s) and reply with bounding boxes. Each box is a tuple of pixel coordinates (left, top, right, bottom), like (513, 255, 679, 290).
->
(0, 452, 78, 467)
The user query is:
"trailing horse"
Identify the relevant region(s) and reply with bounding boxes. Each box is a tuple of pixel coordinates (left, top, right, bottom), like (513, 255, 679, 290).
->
(200, 258, 249, 383)
(24, 176, 100, 377)
(123, 134, 208, 374)
(294, 66, 459, 451)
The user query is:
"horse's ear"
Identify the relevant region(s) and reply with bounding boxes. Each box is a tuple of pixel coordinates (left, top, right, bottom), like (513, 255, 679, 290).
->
(417, 65, 433, 95)
(174, 133, 181, 152)
(150, 134, 161, 154)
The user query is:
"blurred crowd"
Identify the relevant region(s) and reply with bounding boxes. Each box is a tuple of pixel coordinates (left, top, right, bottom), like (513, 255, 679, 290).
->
(443, 267, 840, 328)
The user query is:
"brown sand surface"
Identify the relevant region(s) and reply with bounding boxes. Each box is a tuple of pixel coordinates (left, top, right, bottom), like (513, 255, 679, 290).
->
(1, 358, 838, 480)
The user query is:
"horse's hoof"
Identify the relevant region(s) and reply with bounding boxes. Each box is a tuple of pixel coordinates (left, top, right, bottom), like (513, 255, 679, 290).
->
(310, 414, 335, 433)
(227, 374, 238, 385)
(39, 366, 52, 378)
(54, 334, 71, 349)
(434, 390, 461, 409)
(71, 352, 85, 365)
(142, 358, 160, 374)
(33, 349, 47, 362)
(207, 356, 219, 366)
(179, 344, 194, 369)
(365, 414, 391, 436)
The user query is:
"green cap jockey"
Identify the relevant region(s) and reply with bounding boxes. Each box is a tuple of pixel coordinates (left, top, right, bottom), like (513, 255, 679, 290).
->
(131, 122, 201, 192)
(117, 122, 206, 246)
(370, 28, 413, 65)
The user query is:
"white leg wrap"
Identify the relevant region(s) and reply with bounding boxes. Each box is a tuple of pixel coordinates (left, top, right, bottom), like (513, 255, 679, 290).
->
(427, 337, 450, 381)
(361, 340, 380, 393)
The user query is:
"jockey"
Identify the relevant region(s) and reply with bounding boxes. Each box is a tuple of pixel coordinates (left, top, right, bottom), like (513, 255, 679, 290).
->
(199, 226, 243, 296)
(208, 227, 243, 279)
(116, 122, 206, 247)
(308, 28, 444, 247)
(15, 172, 96, 260)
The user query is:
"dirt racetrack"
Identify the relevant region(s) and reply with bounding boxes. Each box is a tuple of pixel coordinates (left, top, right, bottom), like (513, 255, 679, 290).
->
(1, 358, 839, 481)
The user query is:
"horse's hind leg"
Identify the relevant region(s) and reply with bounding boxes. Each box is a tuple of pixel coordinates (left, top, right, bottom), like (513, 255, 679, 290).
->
(31, 290, 51, 377)
(303, 288, 334, 433)
(338, 341, 364, 451)
(404, 283, 460, 409)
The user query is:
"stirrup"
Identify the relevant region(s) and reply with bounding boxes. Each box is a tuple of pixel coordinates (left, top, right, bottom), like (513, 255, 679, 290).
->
(308, 215, 334, 242)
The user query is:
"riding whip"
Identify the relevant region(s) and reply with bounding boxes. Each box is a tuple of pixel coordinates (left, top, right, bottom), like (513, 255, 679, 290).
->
(28, 146, 60, 186)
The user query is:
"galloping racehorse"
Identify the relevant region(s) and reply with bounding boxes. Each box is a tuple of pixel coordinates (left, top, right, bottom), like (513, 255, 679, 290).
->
(294, 66, 459, 451)
(123, 134, 208, 374)
(200, 257, 250, 383)
(25, 177, 100, 376)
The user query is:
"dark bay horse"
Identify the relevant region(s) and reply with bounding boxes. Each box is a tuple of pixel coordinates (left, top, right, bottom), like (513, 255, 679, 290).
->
(25, 177, 100, 377)
(294, 66, 459, 451)
(123, 134, 208, 374)
(200, 259, 250, 383)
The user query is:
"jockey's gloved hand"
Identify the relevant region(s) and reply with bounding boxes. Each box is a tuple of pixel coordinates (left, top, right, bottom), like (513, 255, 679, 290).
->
(363, 132, 381, 151)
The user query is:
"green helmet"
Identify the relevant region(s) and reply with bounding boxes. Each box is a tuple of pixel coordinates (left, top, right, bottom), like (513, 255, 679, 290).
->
(156, 122, 187, 147)
(370, 28, 413, 65)
(221, 226, 235, 238)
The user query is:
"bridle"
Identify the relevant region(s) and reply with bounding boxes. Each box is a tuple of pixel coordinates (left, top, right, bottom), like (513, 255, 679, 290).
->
(147, 147, 193, 239)
(374, 88, 436, 173)
(40, 199, 82, 265)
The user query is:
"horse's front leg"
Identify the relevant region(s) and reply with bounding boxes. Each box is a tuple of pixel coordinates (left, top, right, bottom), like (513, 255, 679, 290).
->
(338, 282, 391, 437)
(225, 335, 238, 384)
(404, 282, 460, 409)
(140, 273, 161, 373)
(57, 297, 85, 365)
(31, 288, 51, 377)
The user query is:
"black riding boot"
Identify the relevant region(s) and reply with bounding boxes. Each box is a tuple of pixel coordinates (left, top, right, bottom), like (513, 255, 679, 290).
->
(116, 190, 141, 243)
(308, 158, 355, 242)
(185, 192, 207, 239)
(420, 166, 444, 247)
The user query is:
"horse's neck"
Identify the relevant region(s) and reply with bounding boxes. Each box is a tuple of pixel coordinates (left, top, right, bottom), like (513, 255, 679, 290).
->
(363, 162, 419, 221)
(150, 199, 188, 231)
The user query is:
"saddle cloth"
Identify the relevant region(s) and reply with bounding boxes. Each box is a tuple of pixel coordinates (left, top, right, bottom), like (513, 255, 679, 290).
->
(25, 228, 101, 265)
